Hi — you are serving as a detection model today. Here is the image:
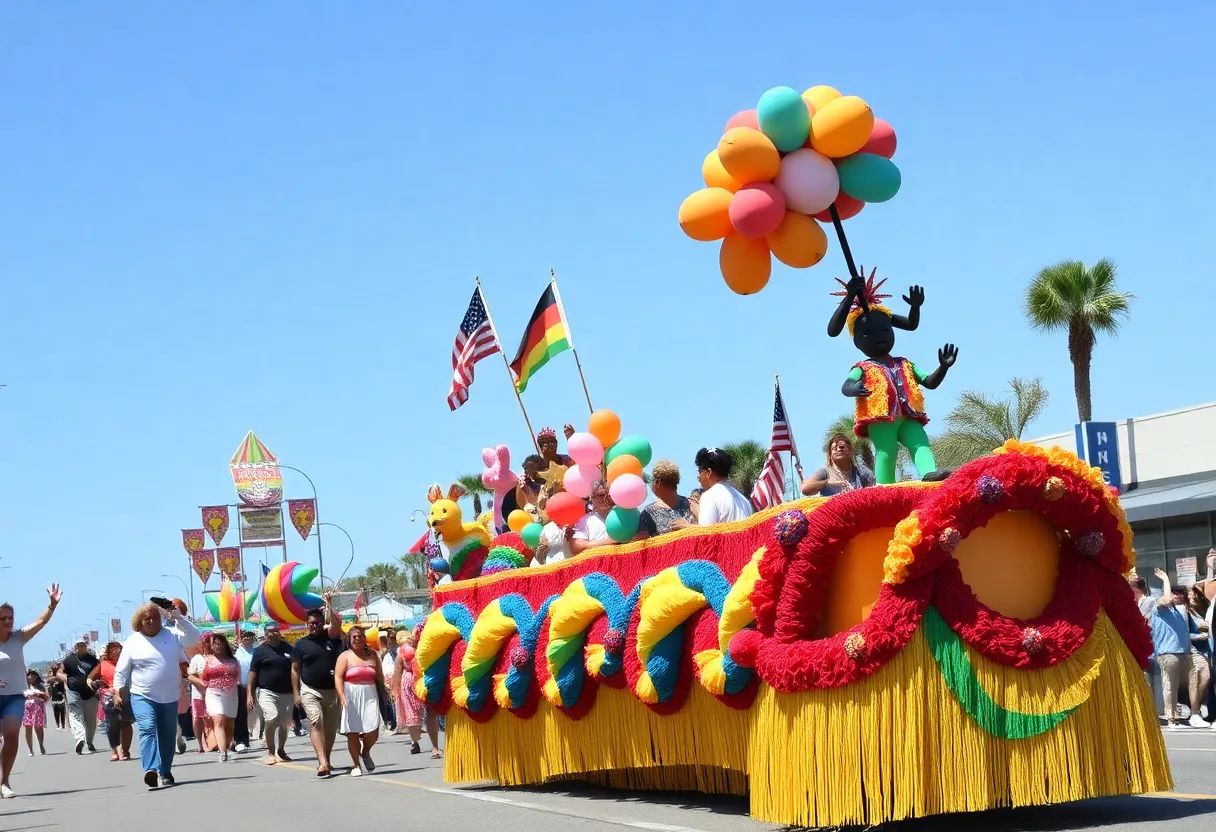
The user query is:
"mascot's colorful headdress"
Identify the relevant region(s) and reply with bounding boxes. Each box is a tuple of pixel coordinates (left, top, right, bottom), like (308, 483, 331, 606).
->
(831, 266, 892, 335)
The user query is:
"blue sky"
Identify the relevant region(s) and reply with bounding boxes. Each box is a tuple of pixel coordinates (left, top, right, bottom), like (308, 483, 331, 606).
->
(2, 3, 1212, 657)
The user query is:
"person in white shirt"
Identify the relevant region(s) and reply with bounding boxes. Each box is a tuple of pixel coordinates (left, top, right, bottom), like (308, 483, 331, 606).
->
(694, 447, 753, 526)
(113, 602, 200, 789)
(532, 521, 574, 567)
(571, 482, 613, 556)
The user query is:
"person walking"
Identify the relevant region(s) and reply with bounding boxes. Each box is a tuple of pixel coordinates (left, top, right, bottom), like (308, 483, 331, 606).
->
(391, 636, 425, 754)
(291, 593, 344, 777)
(336, 625, 383, 776)
(22, 671, 48, 756)
(190, 633, 240, 761)
(186, 637, 211, 752)
(377, 632, 398, 734)
(233, 630, 255, 753)
(0, 585, 61, 800)
(62, 638, 100, 755)
(48, 663, 66, 731)
(112, 601, 201, 789)
(247, 622, 295, 764)
(89, 641, 133, 761)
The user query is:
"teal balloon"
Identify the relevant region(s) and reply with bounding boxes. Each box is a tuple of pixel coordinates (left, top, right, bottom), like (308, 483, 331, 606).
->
(836, 153, 902, 203)
(605, 507, 640, 543)
(756, 86, 810, 153)
(605, 435, 653, 468)
(520, 522, 543, 549)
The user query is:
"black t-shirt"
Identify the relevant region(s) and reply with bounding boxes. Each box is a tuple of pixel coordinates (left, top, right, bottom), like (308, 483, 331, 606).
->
(63, 653, 100, 700)
(291, 634, 343, 691)
(50, 680, 66, 702)
(250, 641, 295, 694)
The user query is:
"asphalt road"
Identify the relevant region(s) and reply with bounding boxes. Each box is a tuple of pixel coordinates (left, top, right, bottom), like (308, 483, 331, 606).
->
(3, 724, 1216, 832)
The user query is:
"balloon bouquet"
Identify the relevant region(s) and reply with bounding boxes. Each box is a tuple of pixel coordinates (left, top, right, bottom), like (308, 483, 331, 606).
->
(517, 409, 654, 547)
(678, 85, 899, 295)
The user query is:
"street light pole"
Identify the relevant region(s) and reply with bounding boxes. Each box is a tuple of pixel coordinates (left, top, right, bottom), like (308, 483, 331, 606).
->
(317, 522, 354, 592)
(160, 574, 191, 614)
(280, 464, 324, 589)
(142, 589, 165, 604)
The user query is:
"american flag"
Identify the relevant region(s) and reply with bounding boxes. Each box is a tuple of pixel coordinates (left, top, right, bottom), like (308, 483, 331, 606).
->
(447, 287, 501, 411)
(751, 379, 800, 510)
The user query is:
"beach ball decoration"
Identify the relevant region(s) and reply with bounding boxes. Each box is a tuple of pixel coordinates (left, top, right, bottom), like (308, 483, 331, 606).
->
(204, 578, 255, 623)
(679, 84, 900, 295)
(260, 561, 324, 625)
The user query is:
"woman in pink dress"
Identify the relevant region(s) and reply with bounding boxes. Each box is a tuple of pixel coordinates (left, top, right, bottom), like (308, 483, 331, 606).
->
(392, 636, 424, 755)
(22, 670, 48, 756)
(188, 634, 240, 762)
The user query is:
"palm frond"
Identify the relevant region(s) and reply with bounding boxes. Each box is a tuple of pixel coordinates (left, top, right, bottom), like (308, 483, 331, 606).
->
(940, 377, 1050, 467)
(455, 473, 492, 495)
(721, 439, 770, 497)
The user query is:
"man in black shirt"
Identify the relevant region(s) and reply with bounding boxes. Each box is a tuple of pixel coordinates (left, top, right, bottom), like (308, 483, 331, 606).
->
(247, 622, 296, 765)
(61, 641, 100, 754)
(291, 592, 343, 776)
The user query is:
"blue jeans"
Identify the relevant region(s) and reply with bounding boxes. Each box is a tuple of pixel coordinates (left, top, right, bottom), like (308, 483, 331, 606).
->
(130, 695, 178, 776)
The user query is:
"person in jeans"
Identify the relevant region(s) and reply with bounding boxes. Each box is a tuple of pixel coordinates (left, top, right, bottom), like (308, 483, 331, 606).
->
(247, 622, 295, 764)
(0, 586, 62, 799)
(113, 602, 201, 788)
(291, 592, 343, 776)
(1151, 568, 1203, 728)
(62, 639, 100, 754)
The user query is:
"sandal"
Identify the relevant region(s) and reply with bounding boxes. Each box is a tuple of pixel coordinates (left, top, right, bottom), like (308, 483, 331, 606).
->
(410, 741, 421, 755)
(316, 766, 332, 777)
(431, 749, 442, 759)
(121, 752, 131, 761)
(110, 752, 120, 762)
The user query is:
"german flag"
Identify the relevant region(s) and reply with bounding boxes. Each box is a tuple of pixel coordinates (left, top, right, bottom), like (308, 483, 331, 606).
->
(510, 284, 571, 392)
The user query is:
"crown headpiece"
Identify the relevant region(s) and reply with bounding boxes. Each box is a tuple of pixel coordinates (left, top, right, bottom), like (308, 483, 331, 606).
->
(537, 426, 557, 440)
(831, 266, 893, 334)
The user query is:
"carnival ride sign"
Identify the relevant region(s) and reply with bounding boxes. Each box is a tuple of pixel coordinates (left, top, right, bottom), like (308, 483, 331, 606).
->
(230, 430, 283, 507)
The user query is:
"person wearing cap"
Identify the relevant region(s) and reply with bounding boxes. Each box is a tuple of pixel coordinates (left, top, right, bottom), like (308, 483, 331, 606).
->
(694, 447, 753, 526)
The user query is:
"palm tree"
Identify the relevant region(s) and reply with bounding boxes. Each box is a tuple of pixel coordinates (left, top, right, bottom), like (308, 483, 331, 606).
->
(398, 552, 428, 590)
(933, 377, 1050, 468)
(455, 473, 492, 517)
(1024, 259, 1132, 422)
(721, 440, 768, 498)
(822, 414, 875, 470)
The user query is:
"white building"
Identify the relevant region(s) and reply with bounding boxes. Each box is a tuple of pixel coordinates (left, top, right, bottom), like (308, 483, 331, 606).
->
(1031, 401, 1216, 585)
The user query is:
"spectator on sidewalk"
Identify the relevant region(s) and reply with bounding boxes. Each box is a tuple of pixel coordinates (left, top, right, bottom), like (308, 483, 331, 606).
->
(1151, 568, 1208, 729)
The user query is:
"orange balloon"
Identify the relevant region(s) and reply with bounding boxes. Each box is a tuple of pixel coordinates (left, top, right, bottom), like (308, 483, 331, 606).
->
(701, 150, 740, 192)
(717, 128, 780, 184)
(606, 454, 643, 484)
(766, 211, 828, 268)
(719, 235, 771, 295)
(678, 188, 733, 242)
(809, 95, 874, 158)
(588, 409, 622, 449)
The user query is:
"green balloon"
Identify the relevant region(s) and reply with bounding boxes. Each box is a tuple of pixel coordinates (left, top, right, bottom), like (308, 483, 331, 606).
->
(520, 522, 543, 549)
(605, 507, 640, 543)
(605, 435, 653, 468)
(836, 153, 901, 204)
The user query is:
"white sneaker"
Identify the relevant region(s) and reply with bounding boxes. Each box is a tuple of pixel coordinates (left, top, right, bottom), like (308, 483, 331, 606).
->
(235, 743, 248, 753)
(1190, 714, 1210, 728)
(1, 784, 14, 799)
(350, 767, 363, 777)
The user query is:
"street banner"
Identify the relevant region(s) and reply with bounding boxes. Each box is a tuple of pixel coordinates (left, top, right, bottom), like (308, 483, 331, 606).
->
(192, 549, 215, 585)
(59, 642, 65, 654)
(230, 430, 283, 507)
(288, 499, 316, 541)
(217, 547, 242, 581)
(110, 618, 121, 635)
(239, 505, 283, 542)
(202, 506, 231, 546)
(90, 630, 99, 643)
(182, 528, 206, 552)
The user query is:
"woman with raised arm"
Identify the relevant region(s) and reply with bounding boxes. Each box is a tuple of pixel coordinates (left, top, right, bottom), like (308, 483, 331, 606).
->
(0, 584, 62, 799)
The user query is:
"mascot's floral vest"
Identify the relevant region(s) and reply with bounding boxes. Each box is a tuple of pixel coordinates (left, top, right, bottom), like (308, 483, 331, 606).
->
(852, 357, 927, 437)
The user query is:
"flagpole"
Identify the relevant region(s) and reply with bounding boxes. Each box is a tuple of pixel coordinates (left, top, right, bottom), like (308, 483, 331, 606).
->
(549, 270, 594, 414)
(476, 276, 542, 454)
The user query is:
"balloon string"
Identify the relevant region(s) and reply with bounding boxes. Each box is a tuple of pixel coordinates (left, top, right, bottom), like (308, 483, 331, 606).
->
(828, 202, 869, 313)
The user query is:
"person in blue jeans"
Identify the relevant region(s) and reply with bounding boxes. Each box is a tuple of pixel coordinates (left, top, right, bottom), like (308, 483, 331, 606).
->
(113, 602, 200, 788)
(0, 584, 63, 800)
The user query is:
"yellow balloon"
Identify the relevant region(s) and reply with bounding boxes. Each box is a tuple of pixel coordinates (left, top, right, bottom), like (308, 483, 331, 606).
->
(701, 150, 740, 192)
(719, 234, 771, 295)
(678, 188, 734, 242)
(766, 211, 828, 268)
(810, 95, 875, 158)
(717, 127, 780, 184)
(802, 85, 841, 111)
(507, 509, 531, 534)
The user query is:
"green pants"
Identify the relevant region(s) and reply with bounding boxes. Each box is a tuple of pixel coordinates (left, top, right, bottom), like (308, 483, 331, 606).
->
(867, 417, 935, 485)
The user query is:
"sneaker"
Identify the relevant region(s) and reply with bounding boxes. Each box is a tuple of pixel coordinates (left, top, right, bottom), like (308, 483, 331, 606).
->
(1167, 721, 1183, 730)
(350, 767, 363, 777)
(27, 751, 33, 758)
(160, 773, 176, 787)
(86, 743, 96, 753)
(1189, 714, 1209, 728)
(235, 743, 248, 753)
(144, 770, 159, 788)
(75, 740, 85, 755)
(1, 784, 15, 799)
(361, 753, 376, 773)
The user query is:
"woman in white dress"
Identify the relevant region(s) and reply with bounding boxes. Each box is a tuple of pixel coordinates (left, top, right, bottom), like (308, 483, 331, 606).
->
(335, 626, 383, 776)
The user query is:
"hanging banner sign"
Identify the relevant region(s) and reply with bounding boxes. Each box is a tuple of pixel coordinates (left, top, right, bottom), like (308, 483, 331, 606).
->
(239, 506, 284, 542)
(288, 499, 316, 541)
(201, 506, 231, 546)
(110, 618, 121, 635)
(59, 642, 66, 654)
(216, 547, 242, 581)
(90, 631, 99, 643)
(182, 529, 206, 552)
(192, 549, 215, 585)
(230, 431, 283, 507)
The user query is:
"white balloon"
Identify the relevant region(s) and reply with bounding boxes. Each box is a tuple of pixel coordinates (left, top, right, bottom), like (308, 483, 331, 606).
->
(774, 148, 840, 215)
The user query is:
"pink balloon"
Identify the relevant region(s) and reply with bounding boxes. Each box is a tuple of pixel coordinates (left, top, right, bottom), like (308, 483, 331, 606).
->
(562, 464, 595, 499)
(859, 119, 897, 159)
(728, 182, 786, 238)
(566, 432, 604, 467)
(773, 148, 840, 215)
(608, 473, 647, 510)
(724, 109, 759, 133)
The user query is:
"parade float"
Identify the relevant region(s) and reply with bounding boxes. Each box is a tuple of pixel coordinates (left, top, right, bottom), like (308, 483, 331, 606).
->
(411, 84, 1171, 828)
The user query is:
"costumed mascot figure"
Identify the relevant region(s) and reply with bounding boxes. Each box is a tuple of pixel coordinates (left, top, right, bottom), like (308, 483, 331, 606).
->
(428, 482, 527, 582)
(827, 267, 957, 484)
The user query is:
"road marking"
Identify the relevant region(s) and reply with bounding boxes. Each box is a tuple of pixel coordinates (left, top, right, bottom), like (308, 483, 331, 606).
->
(1144, 791, 1216, 800)
(270, 761, 719, 831)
